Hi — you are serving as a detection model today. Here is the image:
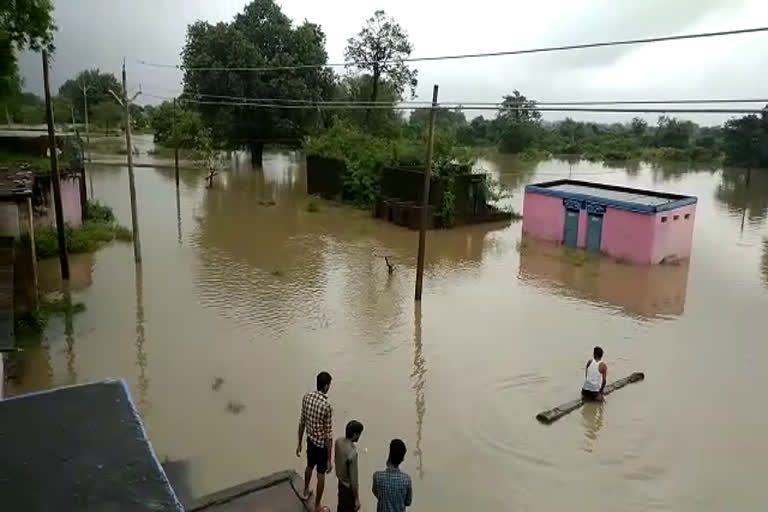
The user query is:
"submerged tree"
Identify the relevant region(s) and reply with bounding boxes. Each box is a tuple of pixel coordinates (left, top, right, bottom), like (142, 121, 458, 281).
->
(344, 10, 418, 119)
(722, 112, 768, 168)
(181, 0, 334, 166)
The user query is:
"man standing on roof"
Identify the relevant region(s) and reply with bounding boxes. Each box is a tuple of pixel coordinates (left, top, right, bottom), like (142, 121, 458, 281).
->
(582, 346, 607, 401)
(297, 371, 334, 512)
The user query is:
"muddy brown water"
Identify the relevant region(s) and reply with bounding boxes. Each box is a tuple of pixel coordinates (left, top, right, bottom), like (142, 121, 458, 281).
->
(8, 152, 768, 511)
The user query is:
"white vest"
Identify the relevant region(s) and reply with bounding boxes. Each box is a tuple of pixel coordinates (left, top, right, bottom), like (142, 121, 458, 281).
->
(583, 359, 603, 392)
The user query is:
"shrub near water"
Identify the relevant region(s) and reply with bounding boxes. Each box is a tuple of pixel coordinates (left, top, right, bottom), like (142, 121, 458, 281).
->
(34, 201, 132, 259)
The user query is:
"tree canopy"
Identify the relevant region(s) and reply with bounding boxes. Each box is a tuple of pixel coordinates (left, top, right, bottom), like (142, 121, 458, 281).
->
(344, 10, 417, 108)
(58, 69, 121, 122)
(1, 0, 55, 103)
(181, 0, 334, 165)
(722, 111, 768, 167)
(150, 100, 208, 149)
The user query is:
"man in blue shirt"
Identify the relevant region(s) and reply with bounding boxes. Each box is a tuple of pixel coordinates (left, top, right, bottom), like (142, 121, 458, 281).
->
(372, 439, 412, 512)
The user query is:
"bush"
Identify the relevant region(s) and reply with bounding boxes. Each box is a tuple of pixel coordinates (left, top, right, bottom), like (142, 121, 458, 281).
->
(34, 219, 132, 260)
(306, 195, 320, 213)
(85, 201, 115, 222)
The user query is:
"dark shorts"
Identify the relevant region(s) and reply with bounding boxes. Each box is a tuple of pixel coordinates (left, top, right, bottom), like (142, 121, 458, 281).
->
(581, 389, 601, 401)
(306, 439, 328, 473)
(337, 482, 356, 512)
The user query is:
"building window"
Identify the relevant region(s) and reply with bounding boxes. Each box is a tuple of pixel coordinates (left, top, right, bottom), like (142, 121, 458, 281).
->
(684, 213, 691, 219)
(661, 216, 668, 223)
(673, 215, 680, 220)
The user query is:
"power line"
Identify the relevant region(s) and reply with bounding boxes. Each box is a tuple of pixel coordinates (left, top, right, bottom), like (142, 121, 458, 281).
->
(147, 92, 768, 108)
(167, 96, 766, 114)
(138, 26, 768, 72)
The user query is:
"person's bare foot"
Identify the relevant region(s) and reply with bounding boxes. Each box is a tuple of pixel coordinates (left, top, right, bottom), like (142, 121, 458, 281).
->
(300, 490, 313, 501)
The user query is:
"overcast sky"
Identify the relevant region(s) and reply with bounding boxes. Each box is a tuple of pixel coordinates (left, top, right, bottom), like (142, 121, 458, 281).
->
(19, 0, 768, 124)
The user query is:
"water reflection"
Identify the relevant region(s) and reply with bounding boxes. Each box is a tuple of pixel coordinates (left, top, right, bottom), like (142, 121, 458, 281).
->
(411, 303, 426, 479)
(580, 402, 605, 452)
(763, 240, 768, 288)
(63, 286, 77, 384)
(716, 168, 768, 222)
(135, 264, 148, 413)
(518, 236, 690, 319)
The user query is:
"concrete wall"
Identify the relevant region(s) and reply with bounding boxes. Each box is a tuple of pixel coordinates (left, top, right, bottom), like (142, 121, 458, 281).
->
(522, 191, 565, 243)
(0, 202, 20, 238)
(600, 207, 657, 264)
(651, 204, 697, 263)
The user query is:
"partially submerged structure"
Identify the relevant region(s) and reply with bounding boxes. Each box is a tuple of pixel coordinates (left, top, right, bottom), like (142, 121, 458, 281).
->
(523, 179, 697, 264)
(306, 156, 512, 229)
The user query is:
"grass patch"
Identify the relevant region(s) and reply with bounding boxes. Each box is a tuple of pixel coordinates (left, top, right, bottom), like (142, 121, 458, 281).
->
(88, 137, 126, 154)
(35, 201, 131, 259)
(14, 296, 86, 337)
(0, 150, 50, 174)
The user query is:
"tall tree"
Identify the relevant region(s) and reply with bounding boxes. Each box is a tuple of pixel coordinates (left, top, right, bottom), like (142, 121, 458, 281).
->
(150, 100, 208, 149)
(722, 111, 768, 168)
(1, 0, 55, 107)
(344, 10, 417, 119)
(182, 0, 334, 166)
(58, 69, 121, 122)
(496, 90, 541, 153)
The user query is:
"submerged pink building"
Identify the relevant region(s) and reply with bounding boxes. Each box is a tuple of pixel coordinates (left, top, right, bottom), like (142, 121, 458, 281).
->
(522, 180, 697, 264)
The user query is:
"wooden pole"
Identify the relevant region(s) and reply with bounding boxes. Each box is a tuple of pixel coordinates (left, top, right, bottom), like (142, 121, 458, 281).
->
(42, 50, 70, 280)
(121, 60, 142, 263)
(173, 98, 180, 187)
(414, 85, 439, 301)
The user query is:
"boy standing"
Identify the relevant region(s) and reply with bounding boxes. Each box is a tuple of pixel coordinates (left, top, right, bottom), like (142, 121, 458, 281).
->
(297, 371, 334, 512)
(372, 439, 412, 512)
(334, 420, 364, 512)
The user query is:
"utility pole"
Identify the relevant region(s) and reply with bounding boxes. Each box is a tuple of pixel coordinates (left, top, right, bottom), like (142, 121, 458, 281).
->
(173, 98, 179, 187)
(80, 81, 91, 162)
(110, 59, 142, 263)
(42, 50, 70, 280)
(414, 84, 439, 301)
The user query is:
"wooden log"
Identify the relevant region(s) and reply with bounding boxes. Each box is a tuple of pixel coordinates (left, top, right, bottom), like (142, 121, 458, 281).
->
(536, 372, 645, 425)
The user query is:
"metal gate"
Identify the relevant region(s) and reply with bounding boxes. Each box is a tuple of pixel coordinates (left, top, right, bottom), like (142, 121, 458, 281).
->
(563, 209, 579, 247)
(586, 213, 603, 252)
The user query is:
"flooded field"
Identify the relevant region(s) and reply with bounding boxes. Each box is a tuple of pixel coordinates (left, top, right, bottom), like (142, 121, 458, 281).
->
(8, 152, 768, 510)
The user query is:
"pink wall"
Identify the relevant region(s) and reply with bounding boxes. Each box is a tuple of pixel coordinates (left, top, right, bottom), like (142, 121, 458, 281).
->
(36, 177, 82, 228)
(59, 178, 82, 227)
(651, 204, 696, 263)
(600, 207, 657, 264)
(576, 210, 588, 248)
(523, 190, 696, 264)
(522, 191, 564, 243)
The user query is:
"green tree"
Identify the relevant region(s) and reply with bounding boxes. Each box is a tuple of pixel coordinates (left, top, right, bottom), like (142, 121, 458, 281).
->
(630, 117, 648, 137)
(91, 101, 123, 135)
(496, 91, 541, 153)
(58, 69, 121, 122)
(181, 0, 334, 166)
(344, 10, 417, 122)
(150, 100, 208, 149)
(1, 0, 55, 104)
(330, 74, 402, 136)
(655, 116, 695, 149)
(722, 113, 768, 167)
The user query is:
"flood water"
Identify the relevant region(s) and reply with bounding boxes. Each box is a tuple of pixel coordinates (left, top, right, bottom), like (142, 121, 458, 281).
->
(8, 150, 768, 510)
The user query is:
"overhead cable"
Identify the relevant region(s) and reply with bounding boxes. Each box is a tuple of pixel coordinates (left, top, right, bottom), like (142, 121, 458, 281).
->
(138, 26, 768, 72)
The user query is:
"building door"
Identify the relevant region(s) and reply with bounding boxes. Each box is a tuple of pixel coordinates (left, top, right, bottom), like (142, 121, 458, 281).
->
(586, 213, 603, 252)
(563, 209, 579, 247)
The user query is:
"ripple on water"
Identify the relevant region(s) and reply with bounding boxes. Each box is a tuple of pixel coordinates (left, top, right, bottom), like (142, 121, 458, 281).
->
(462, 372, 554, 468)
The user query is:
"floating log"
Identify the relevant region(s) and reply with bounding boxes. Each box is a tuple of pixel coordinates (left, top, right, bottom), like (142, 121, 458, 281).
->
(536, 372, 645, 425)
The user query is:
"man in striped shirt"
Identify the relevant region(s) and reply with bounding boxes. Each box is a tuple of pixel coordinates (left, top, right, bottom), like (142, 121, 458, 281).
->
(297, 371, 333, 512)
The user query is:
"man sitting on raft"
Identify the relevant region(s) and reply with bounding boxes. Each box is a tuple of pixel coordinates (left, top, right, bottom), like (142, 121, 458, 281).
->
(582, 346, 607, 401)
